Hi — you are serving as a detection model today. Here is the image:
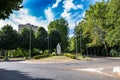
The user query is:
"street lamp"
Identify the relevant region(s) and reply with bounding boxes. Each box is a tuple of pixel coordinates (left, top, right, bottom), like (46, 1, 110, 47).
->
(80, 30, 82, 55)
(45, 36, 49, 54)
(29, 27, 31, 59)
(48, 36, 49, 54)
(75, 22, 78, 59)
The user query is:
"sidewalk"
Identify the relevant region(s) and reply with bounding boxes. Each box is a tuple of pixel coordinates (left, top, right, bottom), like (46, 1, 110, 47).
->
(107, 57, 120, 60)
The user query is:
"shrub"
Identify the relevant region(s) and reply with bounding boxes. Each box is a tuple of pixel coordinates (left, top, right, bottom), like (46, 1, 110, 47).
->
(51, 52, 56, 56)
(34, 54, 49, 59)
(64, 53, 75, 59)
(0, 56, 4, 59)
(11, 49, 24, 58)
(110, 49, 118, 57)
(32, 48, 41, 56)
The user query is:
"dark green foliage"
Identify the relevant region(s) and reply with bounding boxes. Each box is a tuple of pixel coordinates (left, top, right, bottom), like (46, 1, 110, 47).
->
(0, 0, 23, 19)
(0, 25, 20, 50)
(110, 49, 120, 57)
(64, 53, 75, 59)
(36, 27, 48, 52)
(0, 25, 20, 60)
(32, 48, 42, 56)
(49, 30, 61, 50)
(20, 28, 35, 50)
(10, 49, 24, 58)
(0, 56, 4, 59)
(33, 54, 49, 59)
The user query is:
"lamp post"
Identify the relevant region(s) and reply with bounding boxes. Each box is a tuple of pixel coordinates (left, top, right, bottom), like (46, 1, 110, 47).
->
(80, 30, 82, 55)
(45, 36, 49, 54)
(29, 27, 31, 59)
(75, 22, 78, 59)
(48, 36, 49, 54)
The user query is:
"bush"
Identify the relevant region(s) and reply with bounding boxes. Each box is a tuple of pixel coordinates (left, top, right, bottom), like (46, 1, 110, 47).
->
(32, 48, 41, 56)
(10, 49, 24, 58)
(0, 56, 4, 59)
(34, 54, 49, 59)
(64, 53, 75, 59)
(110, 49, 119, 57)
(51, 52, 56, 56)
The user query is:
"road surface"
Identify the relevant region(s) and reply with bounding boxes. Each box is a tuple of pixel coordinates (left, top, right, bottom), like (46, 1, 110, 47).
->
(0, 57, 120, 80)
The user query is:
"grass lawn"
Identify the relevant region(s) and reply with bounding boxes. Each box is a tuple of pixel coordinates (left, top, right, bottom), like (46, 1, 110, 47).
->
(27, 56, 79, 63)
(26, 55, 92, 63)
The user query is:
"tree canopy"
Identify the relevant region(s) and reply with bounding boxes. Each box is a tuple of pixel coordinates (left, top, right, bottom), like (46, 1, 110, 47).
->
(0, 25, 19, 50)
(49, 30, 61, 50)
(36, 27, 48, 52)
(0, 0, 23, 19)
(20, 28, 35, 51)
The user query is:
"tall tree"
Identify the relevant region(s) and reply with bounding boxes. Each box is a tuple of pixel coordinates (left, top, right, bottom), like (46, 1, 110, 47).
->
(82, 1, 109, 56)
(48, 18, 69, 52)
(20, 28, 35, 56)
(0, 0, 23, 19)
(36, 27, 48, 52)
(0, 25, 20, 60)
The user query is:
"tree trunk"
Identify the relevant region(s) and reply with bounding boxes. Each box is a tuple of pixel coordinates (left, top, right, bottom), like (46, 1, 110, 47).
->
(4, 50, 9, 61)
(103, 41, 108, 56)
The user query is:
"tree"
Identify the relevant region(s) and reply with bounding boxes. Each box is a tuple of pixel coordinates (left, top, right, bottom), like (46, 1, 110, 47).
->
(20, 28, 35, 57)
(48, 18, 69, 52)
(36, 27, 48, 52)
(49, 30, 61, 50)
(106, 0, 120, 47)
(0, 0, 23, 19)
(80, 1, 109, 56)
(0, 25, 20, 60)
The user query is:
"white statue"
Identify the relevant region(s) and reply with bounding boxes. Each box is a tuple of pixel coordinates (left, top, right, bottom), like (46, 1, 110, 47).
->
(57, 43, 61, 54)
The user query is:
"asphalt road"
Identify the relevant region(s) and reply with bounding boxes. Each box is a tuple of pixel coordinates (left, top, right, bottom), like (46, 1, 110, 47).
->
(0, 57, 120, 80)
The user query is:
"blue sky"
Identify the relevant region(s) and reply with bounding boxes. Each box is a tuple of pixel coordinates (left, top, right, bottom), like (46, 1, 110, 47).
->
(0, 0, 103, 37)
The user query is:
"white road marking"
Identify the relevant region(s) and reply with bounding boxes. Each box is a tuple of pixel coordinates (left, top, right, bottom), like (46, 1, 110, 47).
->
(74, 66, 120, 77)
(77, 68, 103, 73)
(113, 66, 120, 74)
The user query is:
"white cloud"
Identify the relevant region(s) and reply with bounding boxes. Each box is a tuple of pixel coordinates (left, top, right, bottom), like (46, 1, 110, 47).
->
(61, 0, 83, 30)
(62, 0, 83, 10)
(61, 10, 71, 20)
(52, 0, 62, 8)
(61, 0, 83, 20)
(44, 8, 54, 23)
(0, 8, 49, 31)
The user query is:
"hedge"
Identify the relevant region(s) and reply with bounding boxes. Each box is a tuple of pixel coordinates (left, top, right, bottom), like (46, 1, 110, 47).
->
(34, 54, 49, 59)
(0, 56, 4, 59)
(64, 53, 75, 59)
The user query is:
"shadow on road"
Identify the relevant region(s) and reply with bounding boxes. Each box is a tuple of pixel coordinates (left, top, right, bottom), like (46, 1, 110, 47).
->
(0, 58, 25, 62)
(0, 69, 54, 80)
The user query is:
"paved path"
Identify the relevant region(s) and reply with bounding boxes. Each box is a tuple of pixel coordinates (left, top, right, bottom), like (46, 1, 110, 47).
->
(0, 57, 120, 80)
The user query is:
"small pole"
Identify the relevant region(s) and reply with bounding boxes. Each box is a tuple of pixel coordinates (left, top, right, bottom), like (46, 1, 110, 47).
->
(80, 30, 82, 55)
(75, 22, 78, 59)
(29, 27, 31, 59)
(48, 36, 49, 54)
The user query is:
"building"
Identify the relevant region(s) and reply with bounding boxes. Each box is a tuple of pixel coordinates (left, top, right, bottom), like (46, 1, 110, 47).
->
(18, 23, 38, 32)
